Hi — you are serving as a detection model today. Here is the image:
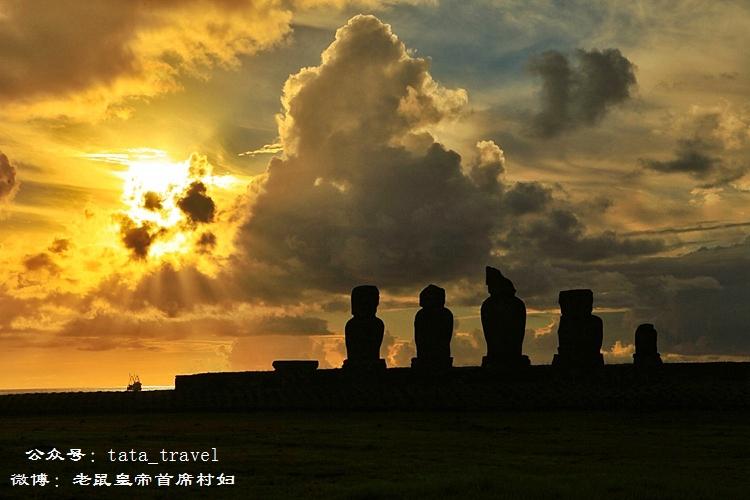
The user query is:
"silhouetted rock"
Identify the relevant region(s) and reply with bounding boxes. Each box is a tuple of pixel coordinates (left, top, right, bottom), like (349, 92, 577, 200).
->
(411, 284, 453, 370)
(272, 360, 319, 375)
(552, 289, 604, 368)
(343, 285, 386, 371)
(481, 267, 530, 369)
(633, 323, 662, 367)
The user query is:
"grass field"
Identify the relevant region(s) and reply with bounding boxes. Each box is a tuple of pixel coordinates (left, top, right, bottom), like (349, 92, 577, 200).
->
(1, 410, 749, 499)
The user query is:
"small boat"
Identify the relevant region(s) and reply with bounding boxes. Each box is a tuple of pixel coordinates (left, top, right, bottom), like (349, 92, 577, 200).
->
(126, 374, 142, 392)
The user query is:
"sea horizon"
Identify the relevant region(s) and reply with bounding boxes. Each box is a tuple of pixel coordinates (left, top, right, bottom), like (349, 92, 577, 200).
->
(0, 386, 175, 395)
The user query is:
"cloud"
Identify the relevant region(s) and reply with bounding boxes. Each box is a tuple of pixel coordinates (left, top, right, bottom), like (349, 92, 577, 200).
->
(0, 0, 415, 120)
(229, 333, 344, 370)
(118, 217, 163, 260)
(218, 14, 666, 309)
(528, 48, 636, 137)
(143, 192, 163, 211)
(196, 232, 217, 253)
(22, 252, 59, 273)
(238, 143, 284, 157)
(605, 237, 750, 356)
(235, 15, 496, 293)
(0, 151, 19, 202)
(503, 182, 552, 215)
(501, 208, 666, 263)
(48, 238, 70, 254)
(640, 107, 750, 187)
(177, 182, 216, 224)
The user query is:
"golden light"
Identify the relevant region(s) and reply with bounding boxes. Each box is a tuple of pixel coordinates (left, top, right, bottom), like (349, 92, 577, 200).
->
(81, 149, 239, 260)
(119, 157, 191, 228)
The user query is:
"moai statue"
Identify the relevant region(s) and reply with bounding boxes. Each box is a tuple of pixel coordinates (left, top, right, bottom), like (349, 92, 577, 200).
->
(411, 284, 453, 370)
(481, 266, 530, 368)
(552, 289, 604, 368)
(343, 285, 386, 370)
(633, 323, 662, 367)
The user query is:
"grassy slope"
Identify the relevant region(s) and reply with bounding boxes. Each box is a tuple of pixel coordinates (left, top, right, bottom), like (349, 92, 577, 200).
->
(1, 410, 749, 499)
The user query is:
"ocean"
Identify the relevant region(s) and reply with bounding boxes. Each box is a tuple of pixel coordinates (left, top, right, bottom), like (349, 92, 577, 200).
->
(0, 386, 174, 395)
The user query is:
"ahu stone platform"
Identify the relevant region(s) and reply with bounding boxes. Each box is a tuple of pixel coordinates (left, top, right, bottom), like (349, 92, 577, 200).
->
(2, 363, 750, 415)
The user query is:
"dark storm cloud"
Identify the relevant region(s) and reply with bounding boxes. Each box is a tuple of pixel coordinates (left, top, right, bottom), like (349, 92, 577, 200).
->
(0, 151, 19, 202)
(177, 181, 215, 224)
(503, 182, 552, 215)
(528, 48, 636, 137)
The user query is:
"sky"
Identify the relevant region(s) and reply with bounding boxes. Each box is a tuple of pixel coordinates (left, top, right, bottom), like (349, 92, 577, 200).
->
(1, 0, 749, 389)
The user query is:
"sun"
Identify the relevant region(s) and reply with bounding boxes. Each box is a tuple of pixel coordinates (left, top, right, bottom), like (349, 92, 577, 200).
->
(120, 157, 192, 228)
(82, 149, 237, 260)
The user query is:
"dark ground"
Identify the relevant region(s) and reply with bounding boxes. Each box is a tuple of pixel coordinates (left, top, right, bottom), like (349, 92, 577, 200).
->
(1, 410, 749, 499)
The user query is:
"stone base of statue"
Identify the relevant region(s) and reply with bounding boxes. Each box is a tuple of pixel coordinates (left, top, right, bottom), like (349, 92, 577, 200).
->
(633, 352, 662, 367)
(481, 355, 530, 370)
(411, 357, 453, 372)
(342, 358, 387, 372)
(552, 352, 604, 369)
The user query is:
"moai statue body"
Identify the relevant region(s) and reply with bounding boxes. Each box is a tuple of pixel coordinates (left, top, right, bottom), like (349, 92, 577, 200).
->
(343, 285, 386, 370)
(481, 266, 530, 368)
(412, 284, 453, 370)
(552, 289, 604, 368)
(633, 323, 662, 367)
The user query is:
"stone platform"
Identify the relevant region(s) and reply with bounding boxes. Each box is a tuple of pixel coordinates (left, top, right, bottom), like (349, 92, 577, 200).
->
(2, 363, 749, 415)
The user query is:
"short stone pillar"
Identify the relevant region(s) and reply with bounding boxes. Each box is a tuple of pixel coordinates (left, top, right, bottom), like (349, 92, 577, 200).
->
(552, 289, 604, 368)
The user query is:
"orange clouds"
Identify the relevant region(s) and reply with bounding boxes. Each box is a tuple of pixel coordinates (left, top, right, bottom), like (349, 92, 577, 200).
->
(0, 151, 19, 202)
(0, 0, 420, 121)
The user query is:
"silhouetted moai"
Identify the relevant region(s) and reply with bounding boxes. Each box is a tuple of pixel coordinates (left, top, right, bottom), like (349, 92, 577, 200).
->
(552, 289, 604, 368)
(633, 323, 662, 367)
(411, 284, 453, 370)
(343, 285, 386, 370)
(481, 267, 530, 368)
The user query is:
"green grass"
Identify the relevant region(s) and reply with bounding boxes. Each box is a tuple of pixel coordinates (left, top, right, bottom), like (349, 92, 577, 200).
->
(1, 410, 749, 499)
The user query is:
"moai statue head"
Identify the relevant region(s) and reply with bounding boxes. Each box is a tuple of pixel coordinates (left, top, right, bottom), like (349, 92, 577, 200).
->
(486, 266, 516, 297)
(419, 284, 445, 309)
(635, 323, 658, 354)
(559, 289, 593, 318)
(351, 285, 379, 318)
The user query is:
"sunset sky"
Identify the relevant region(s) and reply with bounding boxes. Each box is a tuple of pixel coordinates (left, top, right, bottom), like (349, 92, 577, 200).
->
(1, 0, 749, 389)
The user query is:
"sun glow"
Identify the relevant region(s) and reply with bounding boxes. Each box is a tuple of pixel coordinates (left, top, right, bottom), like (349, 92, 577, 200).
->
(119, 158, 192, 227)
(82, 149, 238, 260)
